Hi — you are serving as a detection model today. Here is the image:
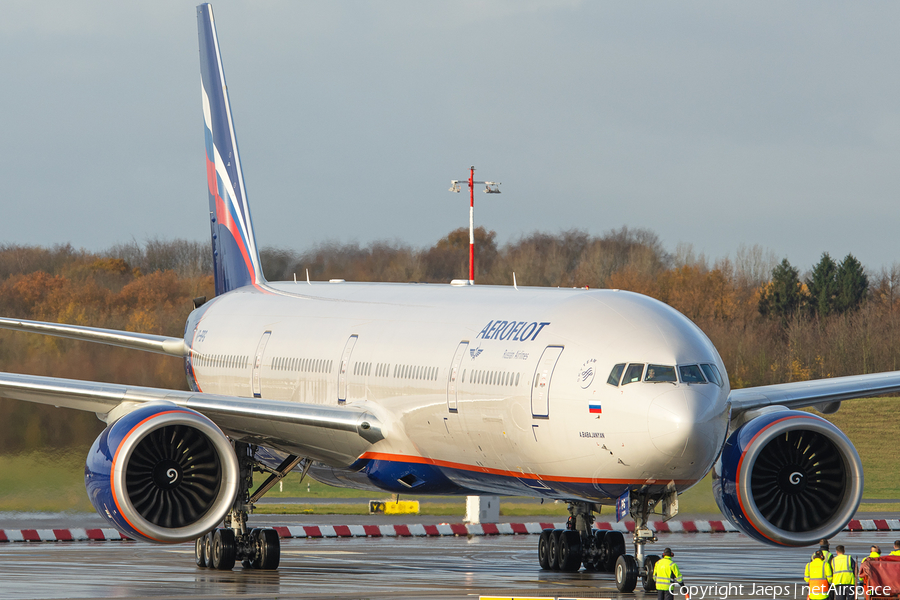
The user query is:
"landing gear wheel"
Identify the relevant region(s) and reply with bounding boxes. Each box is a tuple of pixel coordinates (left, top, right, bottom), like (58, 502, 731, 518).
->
(211, 528, 236, 571)
(548, 530, 562, 570)
(203, 531, 215, 568)
(615, 554, 639, 592)
(602, 530, 625, 572)
(538, 529, 553, 570)
(590, 530, 608, 572)
(194, 536, 206, 568)
(642, 554, 660, 592)
(255, 528, 281, 570)
(557, 530, 582, 572)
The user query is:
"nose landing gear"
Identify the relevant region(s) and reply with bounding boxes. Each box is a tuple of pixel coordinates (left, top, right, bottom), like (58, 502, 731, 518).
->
(194, 442, 307, 571)
(614, 487, 677, 592)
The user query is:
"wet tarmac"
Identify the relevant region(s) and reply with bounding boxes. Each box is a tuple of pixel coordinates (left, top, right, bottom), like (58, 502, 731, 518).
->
(1, 519, 897, 600)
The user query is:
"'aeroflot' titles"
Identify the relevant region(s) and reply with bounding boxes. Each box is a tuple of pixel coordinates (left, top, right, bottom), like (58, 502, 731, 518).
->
(476, 320, 550, 341)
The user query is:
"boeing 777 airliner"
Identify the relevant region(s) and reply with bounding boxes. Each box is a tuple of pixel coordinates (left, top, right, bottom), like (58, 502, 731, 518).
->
(1, 3, 899, 592)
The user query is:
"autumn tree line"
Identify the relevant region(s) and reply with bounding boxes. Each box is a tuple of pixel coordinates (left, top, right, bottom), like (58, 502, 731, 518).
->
(1, 229, 899, 452)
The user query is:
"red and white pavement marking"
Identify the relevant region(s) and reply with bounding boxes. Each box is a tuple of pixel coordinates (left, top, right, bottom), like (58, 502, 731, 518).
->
(1, 518, 897, 543)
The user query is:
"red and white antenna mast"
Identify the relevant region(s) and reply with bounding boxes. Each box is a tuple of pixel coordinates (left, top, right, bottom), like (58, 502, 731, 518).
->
(449, 166, 500, 285)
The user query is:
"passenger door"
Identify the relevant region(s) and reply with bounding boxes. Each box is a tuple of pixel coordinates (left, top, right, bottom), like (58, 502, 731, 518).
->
(337, 335, 358, 403)
(251, 331, 272, 398)
(446, 341, 468, 412)
(531, 346, 563, 418)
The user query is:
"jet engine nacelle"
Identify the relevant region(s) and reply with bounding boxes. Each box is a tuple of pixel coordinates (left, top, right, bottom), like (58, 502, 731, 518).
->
(713, 409, 862, 546)
(85, 403, 239, 543)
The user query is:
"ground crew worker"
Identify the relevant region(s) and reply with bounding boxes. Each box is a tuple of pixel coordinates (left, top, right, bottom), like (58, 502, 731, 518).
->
(831, 545, 856, 600)
(891, 541, 900, 556)
(653, 547, 684, 600)
(812, 539, 833, 564)
(805, 550, 833, 600)
(862, 545, 881, 564)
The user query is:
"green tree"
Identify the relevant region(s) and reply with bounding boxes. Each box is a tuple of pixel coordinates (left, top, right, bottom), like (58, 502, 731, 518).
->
(835, 253, 868, 313)
(759, 258, 804, 325)
(806, 252, 838, 318)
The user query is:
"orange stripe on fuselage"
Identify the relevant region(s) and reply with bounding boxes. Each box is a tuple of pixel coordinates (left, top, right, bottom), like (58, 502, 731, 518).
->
(358, 451, 693, 487)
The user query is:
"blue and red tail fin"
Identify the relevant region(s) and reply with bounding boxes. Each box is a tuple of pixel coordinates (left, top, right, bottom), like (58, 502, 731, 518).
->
(197, 3, 265, 296)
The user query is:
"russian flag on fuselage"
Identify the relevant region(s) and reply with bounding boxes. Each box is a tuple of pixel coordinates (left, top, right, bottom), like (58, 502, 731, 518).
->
(589, 402, 602, 414)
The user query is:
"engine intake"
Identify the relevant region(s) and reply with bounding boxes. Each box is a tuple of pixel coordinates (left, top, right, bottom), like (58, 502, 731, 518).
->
(85, 403, 239, 543)
(713, 410, 862, 546)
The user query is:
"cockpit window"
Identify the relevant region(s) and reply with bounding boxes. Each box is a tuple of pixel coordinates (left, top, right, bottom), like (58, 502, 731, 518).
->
(700, 363, 723, 387)
(645, 365, 676, 382)
(607, 363, 625, 386)
(679, 364, 706, 384)
(622, 363, 644, 385)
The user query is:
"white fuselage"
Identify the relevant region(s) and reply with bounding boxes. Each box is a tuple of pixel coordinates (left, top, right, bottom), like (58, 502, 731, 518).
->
(186, 282, 731, 502)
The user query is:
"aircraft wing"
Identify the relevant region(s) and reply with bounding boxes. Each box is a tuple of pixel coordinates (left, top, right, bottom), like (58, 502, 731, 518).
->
(729, 370, 900, 413)
(0, 372, 384, 467)
(0, 317, 187, 357)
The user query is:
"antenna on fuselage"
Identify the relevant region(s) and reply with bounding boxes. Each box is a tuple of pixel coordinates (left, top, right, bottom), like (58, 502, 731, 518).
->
(513, 272, 518, 290)
(306, 269, 311, 285)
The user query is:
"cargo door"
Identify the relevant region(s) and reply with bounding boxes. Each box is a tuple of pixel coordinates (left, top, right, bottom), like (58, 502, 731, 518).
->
(251, 331, 272, 398)
(531, 346, 563, 418)
(338, 335, 358, 403)
(446, 341, 468, 412)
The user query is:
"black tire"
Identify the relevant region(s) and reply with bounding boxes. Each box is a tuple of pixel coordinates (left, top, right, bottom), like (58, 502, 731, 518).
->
(642, 554, 660, 592)
(602, 530, 625, 572)
(590, 530, 608, 571)
(557, 530, 582, 572)
(548, 530, 562, 570)
(538, 529, 553, 570)
(615, 554, 639, 592)
(257, 529, 281, 570)
(194, 537, 206, 568)
(203, 531, 215, 568)
(211, 528, 236, 571)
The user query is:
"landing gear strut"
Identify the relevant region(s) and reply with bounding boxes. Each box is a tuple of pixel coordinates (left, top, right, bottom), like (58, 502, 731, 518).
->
(614, 484, 677, 593)
(194, 442, 307, 571)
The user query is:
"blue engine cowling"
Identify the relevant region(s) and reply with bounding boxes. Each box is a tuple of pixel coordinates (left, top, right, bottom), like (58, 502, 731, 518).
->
(713, 409, 862, 546)
(84, 403, 240, 544)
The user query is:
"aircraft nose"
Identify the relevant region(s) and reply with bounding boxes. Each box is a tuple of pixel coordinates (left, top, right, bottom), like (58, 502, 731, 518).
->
(648, 387, 725, 459)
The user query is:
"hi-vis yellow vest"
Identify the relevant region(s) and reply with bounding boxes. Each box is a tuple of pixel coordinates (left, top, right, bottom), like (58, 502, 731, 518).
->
(831, 554, 855, 585)
(654, 557, 683, 592)
(804, 558, 833, 600)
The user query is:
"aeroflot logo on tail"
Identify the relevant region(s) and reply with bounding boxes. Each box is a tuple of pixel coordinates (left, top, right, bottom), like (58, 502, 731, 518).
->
(476, 320, 550, 341)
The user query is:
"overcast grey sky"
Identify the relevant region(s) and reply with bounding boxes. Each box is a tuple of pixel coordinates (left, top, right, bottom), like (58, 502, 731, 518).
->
(3, 1, 900, 272)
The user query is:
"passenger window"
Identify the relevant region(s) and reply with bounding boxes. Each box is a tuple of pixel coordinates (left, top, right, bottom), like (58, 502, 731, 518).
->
(645, 365, 676, 382)
(622, 363, 644, 385)
(679, 365, 706, 384)
(607, 363, 626, 386)
(700, 364, 724, 387)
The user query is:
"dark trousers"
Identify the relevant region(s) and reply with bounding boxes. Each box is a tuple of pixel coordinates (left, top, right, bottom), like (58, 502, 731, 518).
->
(658, 591, 674, 600)
(833, 585, 854, 600)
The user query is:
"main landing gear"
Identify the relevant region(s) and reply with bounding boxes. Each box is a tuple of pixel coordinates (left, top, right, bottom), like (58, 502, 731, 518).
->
(537, 486, 678, 594)
(194, 442, 307, 571)
(538, 502, 626, 575)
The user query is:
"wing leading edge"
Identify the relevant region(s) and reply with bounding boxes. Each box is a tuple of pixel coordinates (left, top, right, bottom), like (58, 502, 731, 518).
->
(0, 371, 385, 467)
(729, 370, 900, 414)
(0, 317, 187, 357)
